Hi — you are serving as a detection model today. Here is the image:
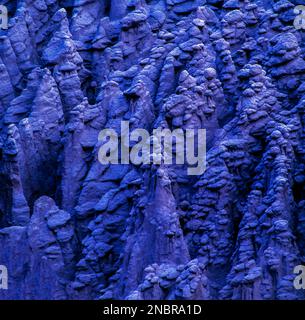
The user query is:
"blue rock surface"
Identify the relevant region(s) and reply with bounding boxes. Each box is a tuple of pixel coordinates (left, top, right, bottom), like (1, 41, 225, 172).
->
(0, 0, 305, 300)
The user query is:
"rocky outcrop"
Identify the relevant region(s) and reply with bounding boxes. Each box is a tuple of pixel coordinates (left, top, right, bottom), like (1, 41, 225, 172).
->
(0, 0, 305, 300)
(0, 196, 75, 299)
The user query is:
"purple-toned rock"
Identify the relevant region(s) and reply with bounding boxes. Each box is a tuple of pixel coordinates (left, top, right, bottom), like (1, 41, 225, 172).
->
(0, 0, 304, 301)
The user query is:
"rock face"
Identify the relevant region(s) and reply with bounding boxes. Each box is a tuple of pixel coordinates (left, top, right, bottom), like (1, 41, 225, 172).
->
(0, 0, 305, 300)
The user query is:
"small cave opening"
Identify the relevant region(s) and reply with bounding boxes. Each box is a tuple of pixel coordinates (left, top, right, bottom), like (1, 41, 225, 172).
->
(0, 174, 12, 228)
(293, 181, 304, 204)
(2, 0, 17, 18)
(104, 0, 111, 17)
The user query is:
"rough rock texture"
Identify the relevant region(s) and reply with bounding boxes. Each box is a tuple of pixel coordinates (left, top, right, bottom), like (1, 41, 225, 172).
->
(0, 0, 305, 300)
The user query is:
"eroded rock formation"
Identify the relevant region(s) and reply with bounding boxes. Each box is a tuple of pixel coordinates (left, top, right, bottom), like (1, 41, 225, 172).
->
(0, 0, 305, 300)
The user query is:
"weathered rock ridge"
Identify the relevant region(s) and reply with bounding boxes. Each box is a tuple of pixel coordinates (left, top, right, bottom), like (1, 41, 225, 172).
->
(0, 0, 305, 300)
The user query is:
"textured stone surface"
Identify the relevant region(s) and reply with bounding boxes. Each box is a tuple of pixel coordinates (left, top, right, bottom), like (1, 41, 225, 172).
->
(0, 0, 305, 300)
